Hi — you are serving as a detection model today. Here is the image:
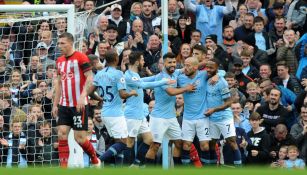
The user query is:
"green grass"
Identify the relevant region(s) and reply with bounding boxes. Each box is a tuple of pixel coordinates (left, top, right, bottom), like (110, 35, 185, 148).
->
(0, 167, 306, 175)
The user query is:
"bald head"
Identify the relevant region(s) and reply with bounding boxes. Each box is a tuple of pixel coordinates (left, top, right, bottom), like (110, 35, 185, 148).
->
(185, 57, 199, 66)
(132, 19, 143, 33)
(184, 57, 199, 76)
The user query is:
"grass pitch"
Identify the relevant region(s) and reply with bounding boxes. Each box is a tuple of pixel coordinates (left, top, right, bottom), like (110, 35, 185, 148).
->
(0, 167, 306, 175)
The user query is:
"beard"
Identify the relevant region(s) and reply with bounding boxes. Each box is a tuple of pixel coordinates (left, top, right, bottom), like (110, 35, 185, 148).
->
(165, 66, 175, 74)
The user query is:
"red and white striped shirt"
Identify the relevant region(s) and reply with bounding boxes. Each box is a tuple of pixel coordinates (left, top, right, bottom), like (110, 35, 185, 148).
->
(56, 51, 92, 107)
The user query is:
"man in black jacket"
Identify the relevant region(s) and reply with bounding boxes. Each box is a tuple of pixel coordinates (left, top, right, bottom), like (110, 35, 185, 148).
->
(256, 88, 289, 134)
(205, 34, 230, 71)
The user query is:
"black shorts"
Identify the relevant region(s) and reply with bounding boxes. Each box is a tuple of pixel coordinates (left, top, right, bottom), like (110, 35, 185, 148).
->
(57, 105, 89, 131)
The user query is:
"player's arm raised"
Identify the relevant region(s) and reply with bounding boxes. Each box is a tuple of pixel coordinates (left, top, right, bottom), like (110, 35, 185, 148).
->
(119, 89, 138, 99)
(165, 84, 195, 96)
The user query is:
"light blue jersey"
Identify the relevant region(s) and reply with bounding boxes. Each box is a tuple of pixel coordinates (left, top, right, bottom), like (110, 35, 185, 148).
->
(177, 71, 208, 120)
(206, 76, 232, 122)
(93, 66, 126, 117)
(124, 70, 167, 120)
(284, 159, 305, 169)
(177, 70, 226, 120)
(151, 69, 182, 119)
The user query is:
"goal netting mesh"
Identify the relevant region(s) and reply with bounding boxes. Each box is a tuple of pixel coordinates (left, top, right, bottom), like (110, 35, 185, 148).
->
(0, 5, 93, 168)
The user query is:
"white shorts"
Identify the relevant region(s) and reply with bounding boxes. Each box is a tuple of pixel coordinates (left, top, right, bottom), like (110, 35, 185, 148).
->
(126, 118, 150, 137)
(209, 118, 236, 139)
(102, 116, 128, 139)
(149, 117, 182, 143)
(182, 118, 211, 142)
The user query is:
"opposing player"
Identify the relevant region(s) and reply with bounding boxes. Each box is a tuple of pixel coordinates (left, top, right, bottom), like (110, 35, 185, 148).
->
(145, 52, 195, 166)
(204, 59, 242, 166)
(88, 49, 137, 166)
(52, 32, 100, 168)
(177, 57, 224, 165)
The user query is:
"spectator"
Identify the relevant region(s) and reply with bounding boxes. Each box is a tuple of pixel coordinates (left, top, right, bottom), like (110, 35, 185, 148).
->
(220, 26, 238, 61)
(126, 19, 149, 52)
(140, 0, 160, 36)
(176, 15, 193, 44)
(205, 34, 230, 71)
(283, 145, 305, 169)
(290, 105, 307, 163)
(269, 17, 287, 50)
(229, 4, 248, 29)
(83, 117, 105, 167)
(269, 124, 296, 161)
(176, 43, 191, 69)
(256, 88, 289, 134)
(231, 58, 253, 96)
(274, 61, 302, 96)
(36, 121, 58, 166)
(234, 13, 254, 42)
(129, 2, 142, 23)
(143, 34, 161, 69)
(270, 145, 288, 168)
(286, 0, 307, 34)
(251, 16, 275, 56)
(185, 0, 233, 43)
(240, 48, 260, 80)
(246, 112, 270, 165)
(168, 19, 182, 56)
(276, 29, 299, 74)
(106, 4, 130, 41)
(189, 29, 202, 47)
(231, 101, 251, 133)
(0, 117, 27, 167)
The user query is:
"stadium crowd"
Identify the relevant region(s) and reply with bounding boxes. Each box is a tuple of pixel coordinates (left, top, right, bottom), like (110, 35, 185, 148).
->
(0, 0, 306, 169)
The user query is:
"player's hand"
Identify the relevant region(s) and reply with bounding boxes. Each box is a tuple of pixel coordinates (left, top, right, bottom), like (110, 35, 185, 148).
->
(167, 79, 176, 85)
(204, 108, 215, 116)
(239, 138, 248, 148)
(185, 84, 196, 92)
(76, 94, 86, 112)
(251, 150, 259, 157)
(209, 75, 219, 85)
(52, 105, 58, 119)
(130, 90, 138, 97)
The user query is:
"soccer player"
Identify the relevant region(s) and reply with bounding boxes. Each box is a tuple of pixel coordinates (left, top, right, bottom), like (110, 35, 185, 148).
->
(89, 49, 137, 166)
(177, 57, 223, 165)
(145, 52, 195, 166)
(124, 51, 175, 166)
(52, 32, 100, 168)
(204, 59, 242, 166)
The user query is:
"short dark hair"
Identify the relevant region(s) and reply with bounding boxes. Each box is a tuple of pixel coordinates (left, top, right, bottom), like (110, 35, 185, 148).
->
(249, 112, 262, 120)
(193, 44, 207, 54)
(209, 58, 220, 66)
(223, 25, 233, 32)
(163, 52, 176, 60)
(270, 87, 282, 97)
(191, 29, 202, 36)
(129, 51, 143, 65)
(254, 16, 264, 24)
(225, 72, 236, 79)
(105, 49, 118, 64)
(59, 32, 74, 43)
(276, 61, 289, 69)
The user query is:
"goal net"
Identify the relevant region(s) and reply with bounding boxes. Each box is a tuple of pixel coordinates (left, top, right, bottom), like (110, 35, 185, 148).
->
(0, 4, 87, 168)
